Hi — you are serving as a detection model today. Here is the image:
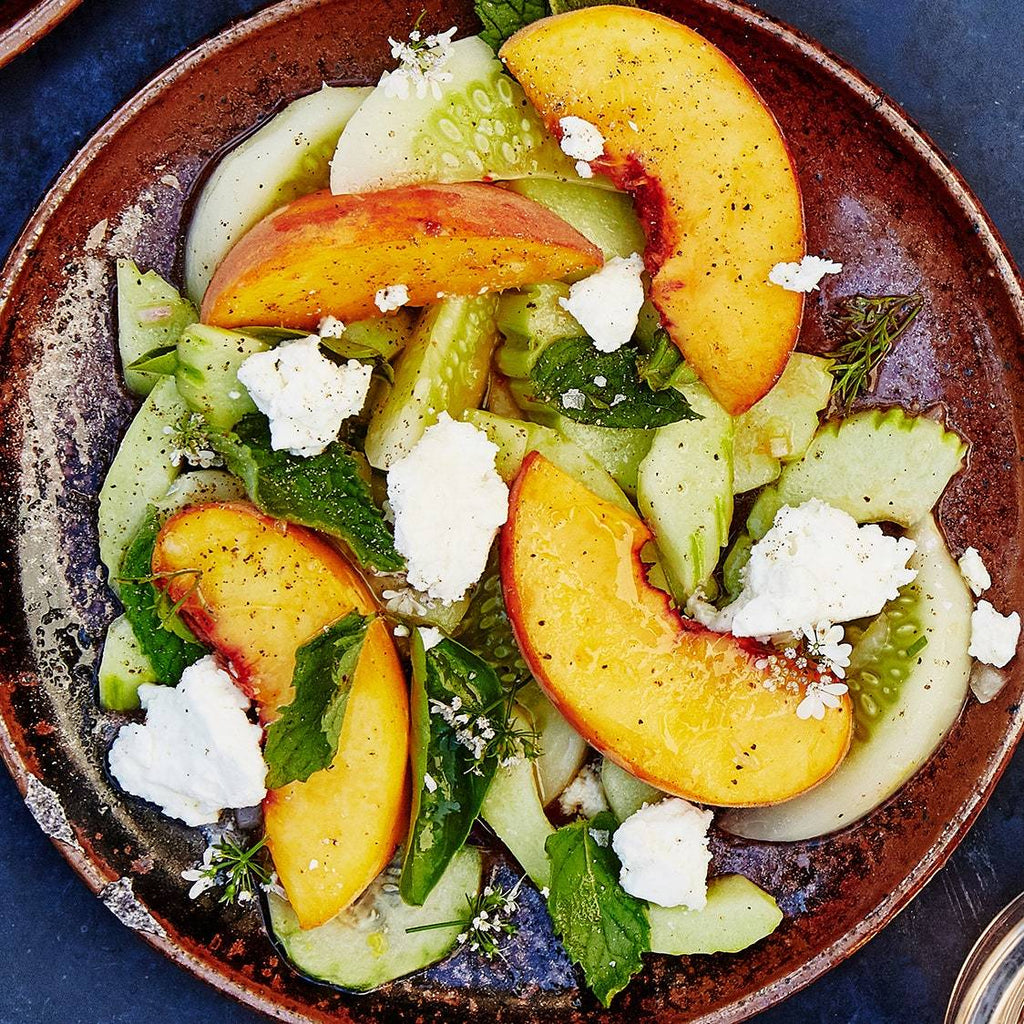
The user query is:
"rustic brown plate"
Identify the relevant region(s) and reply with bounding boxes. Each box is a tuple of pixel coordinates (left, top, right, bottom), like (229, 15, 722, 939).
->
(1, 0, 1023, 1021)
(0, 0, 83, 67)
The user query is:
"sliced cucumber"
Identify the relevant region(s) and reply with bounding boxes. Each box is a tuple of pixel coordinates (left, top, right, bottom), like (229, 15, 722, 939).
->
(747, 408, 967, 538)
(721, 533, 753, 601)
(97, 377, 189, 585)
(98, 614, 159, 711)
(518, 682, 588, 806)
(721, 514, 972, 841)
(480, 714, 555, 889)
(456, 565, 530, 689)
(175, 324, 273, 432)
(268, 847, 482, 992)
(154, 468, 247, 510)
(116, 259, 196, 395)
(552, 419, 652, 497)
(464, 409, 632, 512)
(600, 758, 663, 822)
(504, 179, 645, 260)
(648, 875, 783, 955)
(185, 84, 371, 302)
(330, 36, 581, 195)
(636, 386, 734, 599)
(495, 282, 579, 379)
(321, 310, 416, 362)
(732, 353, 831, 494)
(364, 297, 498, 470)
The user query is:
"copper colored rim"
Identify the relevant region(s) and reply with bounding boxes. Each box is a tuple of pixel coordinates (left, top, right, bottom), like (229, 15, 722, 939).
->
(0, 0, 85, 68)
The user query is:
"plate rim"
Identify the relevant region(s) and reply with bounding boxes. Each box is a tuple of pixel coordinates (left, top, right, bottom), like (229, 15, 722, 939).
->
(1, 0, 1023, 1021)
(0, 0, 85, 69)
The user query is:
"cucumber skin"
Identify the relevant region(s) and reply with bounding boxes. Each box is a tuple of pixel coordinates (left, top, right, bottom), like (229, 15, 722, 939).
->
(747, 408, 967, 537)
(185, 84, 371, 303)
(720, 514, 972, 842)
(636, 386, 734, 600)
(364, 296, 499, 470)
(517, 682, 588, 806)
(495, 282, 579, 379)
(268, 847, 482, 992)
(600, 758, 662, 822)
(97, 376, 188, 585)
(98, 615, 159, 711)
(553, 419, 652, 498)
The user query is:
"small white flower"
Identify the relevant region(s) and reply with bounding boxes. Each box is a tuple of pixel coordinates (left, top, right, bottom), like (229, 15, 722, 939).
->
(802, 623, 853, 678)
(796, 679, 850, 720)
(380, 25, 457, 101)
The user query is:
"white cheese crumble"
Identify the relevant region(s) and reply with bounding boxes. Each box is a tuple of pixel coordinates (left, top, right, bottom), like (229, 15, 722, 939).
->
(387, 414, 509, 603)
(575, 160, 594, 179)
(375, 283, 410, 313)
(561, 388, 586, 410)
(558, 116, 605, 163)
(318, 315, 346, 339)
(558, 763, 609, 819)
(419, 626, 443, 651)
(236, 336, 372, 458)
(593, 375, 607, 387)
(559, 252, 645, 353)
(423, 772, 439, 793)
(714, 499, 917, 638)
(108, 656, 267, 827)
(969, 600, 1020, 668)
(958, 547, 992, 596)
(768, 254, 843, 293)
(612, 798, 713, 909)
(380, 26, 457, 101)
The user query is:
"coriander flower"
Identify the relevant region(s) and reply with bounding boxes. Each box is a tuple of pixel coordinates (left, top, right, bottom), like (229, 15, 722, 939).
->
(796, 679, 850, 721)
(381, 25, 457, 101)
(164, 412, 223, 469)
(802, 623, 853, 678)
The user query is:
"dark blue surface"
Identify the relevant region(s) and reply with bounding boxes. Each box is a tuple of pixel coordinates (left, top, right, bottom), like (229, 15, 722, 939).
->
(1, 1, 1022, 1021)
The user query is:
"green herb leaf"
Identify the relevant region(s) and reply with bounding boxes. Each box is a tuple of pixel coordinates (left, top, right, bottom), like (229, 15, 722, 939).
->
(263, 612, 372, 790)
(183, 835, 271, 906)
(115, 507, 206, 685)
(545, 811, 650, 1007)
(906, 634, 928, 658)
(828, 294, 923, 410)
(401, 633, 504, 906)
(528, 336, 700, 428)
(213, 414, 403, 573)
(635, 328, 698, 392)
(548, 0, 636, 13)
(474, 0, 548, 50)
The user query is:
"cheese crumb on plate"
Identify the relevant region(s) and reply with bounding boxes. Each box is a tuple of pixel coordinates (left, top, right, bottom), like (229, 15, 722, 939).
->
(969, 600, 1020, 668)
(768, 254, 842, 292)
(958, 546, 992, 596)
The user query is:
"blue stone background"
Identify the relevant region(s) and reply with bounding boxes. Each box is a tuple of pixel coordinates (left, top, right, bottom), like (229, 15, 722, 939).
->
(0, 0, 1021, 1021)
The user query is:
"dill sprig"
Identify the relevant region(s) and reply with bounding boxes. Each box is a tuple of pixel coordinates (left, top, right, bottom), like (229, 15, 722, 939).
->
(181, 835, 271, 906)
(406, 879, 524, 959)
(828, 293, 923, 410)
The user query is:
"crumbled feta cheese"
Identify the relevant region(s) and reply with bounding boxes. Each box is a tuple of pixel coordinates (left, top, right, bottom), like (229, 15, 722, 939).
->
(558, 116, 605, 163)
(423, 772, 439, 793)
(593, 375, 607, 387)
(558, 763, 609, 819)
(388, 414, 509, 603)
(575, 160, 594, 179)
(714, 499, 917, 638)
(959, 547, 992, 596)
(969, 600, 1020, 668)
(236, 336, 372, 457)
(611, 393, 627, 406)
(612, 799, 713, 909)
(380, 25, 457, 101)
(392, 623, 411, 638)
(419, 626, 443, 651)
(559, 252, 645, 353)
(561, 388, 586, 410)
(375, 283, 410, 313)
(768, 254, 843, 292)
(318, 315, 346, 338)
(108, 656, 266, 827)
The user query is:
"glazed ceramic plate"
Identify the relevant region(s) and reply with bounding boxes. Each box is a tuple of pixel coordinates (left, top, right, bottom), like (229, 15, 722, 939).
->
(1, 0, 1023, 1021)
(0, 0, 83, 67)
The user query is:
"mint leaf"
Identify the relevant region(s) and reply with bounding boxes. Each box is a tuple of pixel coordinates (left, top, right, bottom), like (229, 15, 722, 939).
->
(400, 633, 503, 905)
(475, 0, 548, 50)
(528, 336, 700, 428)
(213, 414, 403, 573)
(116, 507, 205, 685)
(636, 328, 698, 392)
(263, 612, 371, 790)
(545, 812, 649, 1007)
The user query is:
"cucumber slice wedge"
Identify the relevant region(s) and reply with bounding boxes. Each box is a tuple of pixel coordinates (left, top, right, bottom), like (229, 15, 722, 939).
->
(495, 282, 579, 380)
(648, 875, 783, 955)
(600, 758, 663, 822)
(720, 514, 972, 841)
(636, 385, 734, 599)
(747, 408, 967, 538)
(552, 419, 652, 497)
(116, 259, 197, 395)
(154, 468, 247, 510)
(364, 296, 499, 470)
(517, 682, 588, 806)
(98, 614, 159, 711)
(268, 847, 482, 991)
(185, 84, 371, 303)
(97, 377, 189, 585)
(330, 36, 582, 195)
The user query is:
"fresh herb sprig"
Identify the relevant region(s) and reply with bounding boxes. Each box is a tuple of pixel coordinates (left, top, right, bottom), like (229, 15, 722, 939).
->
(181, 835, 271, 905)
(406, 879, 525, 960)
(828, 293, 923, 410)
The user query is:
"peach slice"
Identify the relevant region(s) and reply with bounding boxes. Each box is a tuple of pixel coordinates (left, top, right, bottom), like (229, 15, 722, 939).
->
(501, 454, 851, 806)
(263, 617, 410, 928)
(200, 183, 603, 329)
(500, 8, 805, 414)
(152, 501, 374, 718)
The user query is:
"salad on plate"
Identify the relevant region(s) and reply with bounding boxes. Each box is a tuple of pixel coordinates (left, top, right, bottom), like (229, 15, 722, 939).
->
(93, 0, 1021, 1007)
